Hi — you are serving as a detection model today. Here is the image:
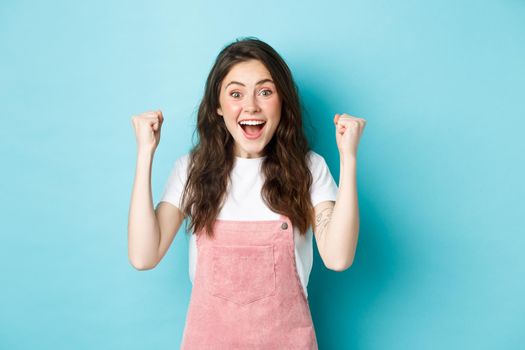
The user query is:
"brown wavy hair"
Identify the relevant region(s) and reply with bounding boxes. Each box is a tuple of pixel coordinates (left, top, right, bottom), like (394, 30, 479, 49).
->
(180, 36, 315, 238)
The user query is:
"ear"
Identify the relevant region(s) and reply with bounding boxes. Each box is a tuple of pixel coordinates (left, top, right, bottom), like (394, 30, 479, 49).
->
(216, 106, 223, 116)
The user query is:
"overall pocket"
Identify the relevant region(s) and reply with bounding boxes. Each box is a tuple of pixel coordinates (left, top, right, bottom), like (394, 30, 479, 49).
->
(209, 244, 276, 305)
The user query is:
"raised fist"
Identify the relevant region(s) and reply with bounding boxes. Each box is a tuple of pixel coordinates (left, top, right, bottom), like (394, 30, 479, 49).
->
(131, 110, 164, 154)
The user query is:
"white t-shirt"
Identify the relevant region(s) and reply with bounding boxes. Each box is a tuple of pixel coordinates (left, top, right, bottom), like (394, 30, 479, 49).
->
(158, 150, 338, 299)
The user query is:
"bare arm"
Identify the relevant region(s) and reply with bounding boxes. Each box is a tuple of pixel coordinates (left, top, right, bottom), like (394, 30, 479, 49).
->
(127, 151, 161, 270)
(313, 113, 366, 271)
(127, 111, 184, 270)
(128, 151, 186, 270)
(313, 156, 359, 271)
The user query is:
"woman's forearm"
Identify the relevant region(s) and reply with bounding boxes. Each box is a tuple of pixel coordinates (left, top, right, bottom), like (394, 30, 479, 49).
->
(325, 155, 360, 270)
(127, 150, 161, 270)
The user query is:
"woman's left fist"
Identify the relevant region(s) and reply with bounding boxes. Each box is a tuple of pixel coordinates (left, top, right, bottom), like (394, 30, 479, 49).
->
(333, 113, 367, 158)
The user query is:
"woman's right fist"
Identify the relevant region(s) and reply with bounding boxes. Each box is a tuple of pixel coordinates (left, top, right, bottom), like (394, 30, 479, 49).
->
(131, 110, 164, 154)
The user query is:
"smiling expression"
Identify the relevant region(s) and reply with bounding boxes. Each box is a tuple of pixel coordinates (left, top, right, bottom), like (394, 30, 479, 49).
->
(216, 59, 282, 158)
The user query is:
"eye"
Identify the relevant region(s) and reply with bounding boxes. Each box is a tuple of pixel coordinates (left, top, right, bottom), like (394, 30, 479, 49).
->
(230, 91, 241, 98)
(260, 89, 272, 96)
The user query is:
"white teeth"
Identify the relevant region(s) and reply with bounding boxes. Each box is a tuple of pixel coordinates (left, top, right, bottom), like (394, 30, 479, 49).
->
(239, 120, 265, 126)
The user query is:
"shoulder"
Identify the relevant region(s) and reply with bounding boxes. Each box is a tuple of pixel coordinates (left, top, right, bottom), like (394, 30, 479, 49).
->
(178, 152, 191, 164)
(306, 150, 329, 171)
(173, 152, 191, 169)
(167, 152, 192, 180)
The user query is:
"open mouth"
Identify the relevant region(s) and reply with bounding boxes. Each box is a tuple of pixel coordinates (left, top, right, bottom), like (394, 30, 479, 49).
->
(238, 120, 266, 139)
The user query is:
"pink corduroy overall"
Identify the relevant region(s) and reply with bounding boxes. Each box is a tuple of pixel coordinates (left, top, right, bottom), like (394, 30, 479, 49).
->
(180, 214, 318, 349)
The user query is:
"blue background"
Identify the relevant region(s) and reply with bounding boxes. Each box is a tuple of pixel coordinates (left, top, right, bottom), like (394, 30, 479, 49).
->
(1, 0, 524, 349)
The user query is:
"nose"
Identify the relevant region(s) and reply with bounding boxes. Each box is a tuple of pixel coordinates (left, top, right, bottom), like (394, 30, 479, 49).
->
(244, 93, 261, 114)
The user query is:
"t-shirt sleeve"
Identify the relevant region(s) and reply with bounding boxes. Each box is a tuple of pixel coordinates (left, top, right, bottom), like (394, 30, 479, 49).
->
(309, 152, 338, 208)
(158, 154, 189, 210)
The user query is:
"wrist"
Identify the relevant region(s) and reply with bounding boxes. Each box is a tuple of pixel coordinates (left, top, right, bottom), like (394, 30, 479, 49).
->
(340, 153, 357, 164)
(137, 148, 155, 161)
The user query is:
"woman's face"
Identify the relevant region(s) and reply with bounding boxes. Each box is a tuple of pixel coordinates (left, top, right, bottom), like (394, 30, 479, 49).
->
(217, 59, 282, 158)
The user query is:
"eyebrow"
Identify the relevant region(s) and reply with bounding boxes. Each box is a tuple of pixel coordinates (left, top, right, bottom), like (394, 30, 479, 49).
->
(224, 79, 274, 90)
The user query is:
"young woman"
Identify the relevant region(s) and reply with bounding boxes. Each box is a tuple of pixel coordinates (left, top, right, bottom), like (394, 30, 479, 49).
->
(129, 37, 366, 349)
